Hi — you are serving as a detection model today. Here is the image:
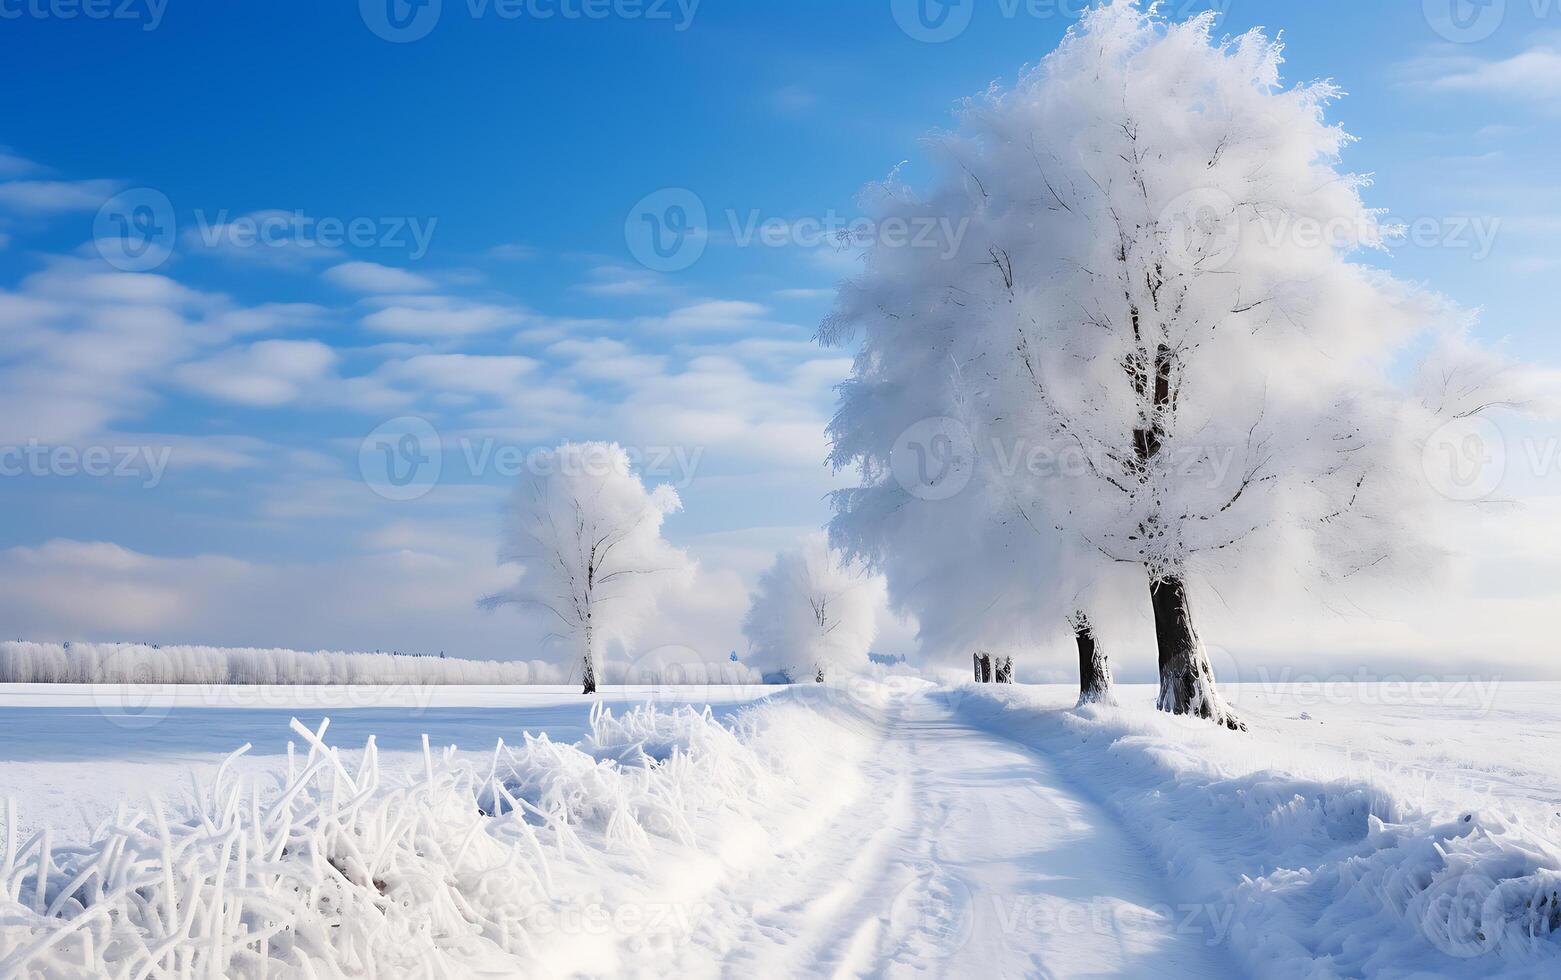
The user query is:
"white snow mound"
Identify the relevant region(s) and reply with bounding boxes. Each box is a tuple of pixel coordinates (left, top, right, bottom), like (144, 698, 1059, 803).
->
(0, 687, 882, 977)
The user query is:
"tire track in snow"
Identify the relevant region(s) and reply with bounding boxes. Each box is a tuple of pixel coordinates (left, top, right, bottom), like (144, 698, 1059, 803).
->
(675, 690, 1242, 978)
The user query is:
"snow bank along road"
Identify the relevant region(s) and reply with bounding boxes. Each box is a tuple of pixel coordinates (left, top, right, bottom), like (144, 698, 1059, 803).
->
(2, 681, 1559, 976)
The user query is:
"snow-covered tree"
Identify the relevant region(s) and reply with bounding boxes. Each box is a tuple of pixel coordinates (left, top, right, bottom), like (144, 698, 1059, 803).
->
(822, 1, 1503, 728)
(742, 533, 886, 683)
(483, 442, 693, 694)
(825, 435, 1135, 698)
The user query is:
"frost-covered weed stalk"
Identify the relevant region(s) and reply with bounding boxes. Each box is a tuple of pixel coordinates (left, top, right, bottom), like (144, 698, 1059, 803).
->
(0, 695, 867, 976)
(822, 0, 1507, 728)
(484, 443, 694, 695)
(742, 533, 888, 683)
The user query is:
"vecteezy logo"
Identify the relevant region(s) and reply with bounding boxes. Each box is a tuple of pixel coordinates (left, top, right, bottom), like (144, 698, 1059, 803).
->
(93, 188, 176, 272)
(361, 0, 442, 43)
(891, 0, 974, 43)
(891, 417, 976, 501)
(91, 649, 175, 730)
(625, 188, 708, 273)
(360, 417, 442, 501)
(1421, 416, 1505, 502)
(1423, 0, 1505, 43)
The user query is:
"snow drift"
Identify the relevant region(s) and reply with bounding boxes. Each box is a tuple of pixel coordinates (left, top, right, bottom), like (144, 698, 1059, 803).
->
(0, 687, 882, 976)
(950, 685, 1561, 978)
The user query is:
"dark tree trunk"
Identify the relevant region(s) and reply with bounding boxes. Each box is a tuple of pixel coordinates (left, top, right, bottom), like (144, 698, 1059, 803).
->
(1118, 301, 1240, 729)
(1073, 613, 1114, 706)
(1148, 574, 1242, 730)
(994, 656, 1013, 684)
(973, 652, 992, 683)
(581, 625, 597, 695)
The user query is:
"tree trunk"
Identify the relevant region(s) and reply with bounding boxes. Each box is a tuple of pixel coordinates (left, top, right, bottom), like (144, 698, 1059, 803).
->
(581, 624, 597, 696)
(994, 656, 1013, 684)
(1148, 574, 1242, 730)
(973, 652, 992, 683)
(1073, 613, 1114, 706)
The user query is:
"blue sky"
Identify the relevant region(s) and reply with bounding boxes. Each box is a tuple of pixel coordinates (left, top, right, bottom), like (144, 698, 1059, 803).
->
(1, 0, 1558, 675)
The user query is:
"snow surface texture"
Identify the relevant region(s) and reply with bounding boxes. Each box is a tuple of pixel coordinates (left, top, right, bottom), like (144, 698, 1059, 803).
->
(0, 688, 883, 977)
(952, 684, 1561, 978)
(4, 681, 1558, 976)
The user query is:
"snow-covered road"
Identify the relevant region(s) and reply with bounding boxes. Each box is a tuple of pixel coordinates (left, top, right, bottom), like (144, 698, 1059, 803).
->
(7, 682, 1557, 976)
(679, 691, 1239, 978)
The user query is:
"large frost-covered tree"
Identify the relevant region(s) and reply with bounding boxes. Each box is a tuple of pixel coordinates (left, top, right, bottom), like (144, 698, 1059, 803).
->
(823, 1, 1497, 728)
(483, 443, 693, 695)
(742, 533, 886, 683)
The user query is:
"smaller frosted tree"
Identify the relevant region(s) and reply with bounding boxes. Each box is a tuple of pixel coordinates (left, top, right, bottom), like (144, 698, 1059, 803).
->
(483, 442, 692, 694)
(743, 533, 887, 683)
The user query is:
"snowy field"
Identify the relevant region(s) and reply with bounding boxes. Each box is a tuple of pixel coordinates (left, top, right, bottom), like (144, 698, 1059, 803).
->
(2, 680, 1557, 977)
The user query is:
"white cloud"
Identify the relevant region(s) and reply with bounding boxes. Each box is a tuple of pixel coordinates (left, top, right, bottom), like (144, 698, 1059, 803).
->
(682, 336, 827, 368)
(208, 303, 329, 339)
(359, 295, 527, 337)
(636, 299, 775, 333)
(176, 340, 339, 407)
(325, 261, 436, 293)
(0, 149, 40, 179)
(1408, 44, 1561, 102)
(606, 353, 835, 468)
(27, 260, 204, 306)
(576, 264, 674, 297)
(0, 258, 222, 443)
(358, 352, 582, 436)
(137, 433, 274, 473)
(0, 536, 516, 656)
(549, 337, 669, 382)
(376, 353, 540, 396)
(0, 541, 247, 634)
(0, 178, 119, 213)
